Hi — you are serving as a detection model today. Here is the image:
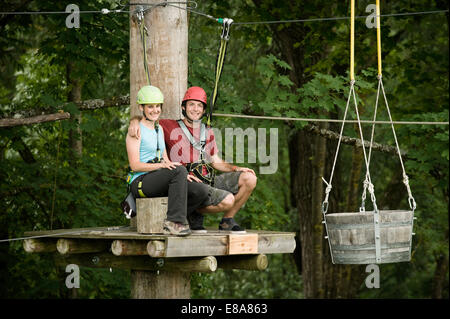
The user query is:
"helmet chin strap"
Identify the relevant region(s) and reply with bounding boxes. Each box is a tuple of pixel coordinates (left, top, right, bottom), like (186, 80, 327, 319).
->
(143, 113, 154, 122)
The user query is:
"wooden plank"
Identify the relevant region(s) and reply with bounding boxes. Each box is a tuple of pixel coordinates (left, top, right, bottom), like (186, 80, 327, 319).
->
(228, 234, 258, 255)
(165, 236, 228, 257)
(23, 227, 297, 256)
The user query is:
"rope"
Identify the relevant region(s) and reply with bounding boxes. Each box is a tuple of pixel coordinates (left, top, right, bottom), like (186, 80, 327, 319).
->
(321, 80, 354, 212)
(350, 0, 355, 81)
(380, 77, 416, 210)
(132, 5, 151, 85)
(208, 18, 232, 127)
(359, 0, 416, 212)
(376, 0, 382, 76)
(360, 76, 381, 212)
(50, 120, 63, 230)
(1, 6, 447, 22)
(211, 113, 449, 125)
(232, 10, 450, 26)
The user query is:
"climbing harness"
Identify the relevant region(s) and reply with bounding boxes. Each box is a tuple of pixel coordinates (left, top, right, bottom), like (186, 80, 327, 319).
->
(122, 123, 162, 218)
(177, 120, 216, 185)
(207, 17, 233, 128)
(321, 0, 416, 265)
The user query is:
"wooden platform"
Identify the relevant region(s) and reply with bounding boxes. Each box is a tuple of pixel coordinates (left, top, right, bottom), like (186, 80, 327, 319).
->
(24, 226, 296, 258)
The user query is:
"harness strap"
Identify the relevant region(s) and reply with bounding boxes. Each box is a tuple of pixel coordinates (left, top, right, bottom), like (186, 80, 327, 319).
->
(137, 180, 146, 198)
(177, 120, 215, 185)
(177, 120, 206, 152)
(208, 18, 233, 127)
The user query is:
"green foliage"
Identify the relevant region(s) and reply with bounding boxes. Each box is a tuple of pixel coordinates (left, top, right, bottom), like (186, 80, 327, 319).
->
(0, 0, 448, 299)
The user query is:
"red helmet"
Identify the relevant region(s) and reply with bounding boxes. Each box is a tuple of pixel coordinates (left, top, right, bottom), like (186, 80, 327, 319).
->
(182, 86, 207, 106)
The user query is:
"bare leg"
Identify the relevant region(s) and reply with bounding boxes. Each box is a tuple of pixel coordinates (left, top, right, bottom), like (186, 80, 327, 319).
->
(223, 172, 257, 218)
(198, 193, 234, 214)
(198, 172, 257, 218)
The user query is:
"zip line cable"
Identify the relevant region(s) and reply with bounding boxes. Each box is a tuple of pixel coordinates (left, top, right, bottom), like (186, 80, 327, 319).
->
(211, 113, 449, 125)
(232, 9, 450, 25)
(0, 4, 447, 24)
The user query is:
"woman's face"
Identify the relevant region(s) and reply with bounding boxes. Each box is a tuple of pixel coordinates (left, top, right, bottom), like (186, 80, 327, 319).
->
(141, 104, 161, 121)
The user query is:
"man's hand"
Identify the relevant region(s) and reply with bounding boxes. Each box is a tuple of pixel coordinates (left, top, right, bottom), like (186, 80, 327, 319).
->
(187, 173, 203, 183)
(234, 166, 256, 176)
(128, 118, 141, 139)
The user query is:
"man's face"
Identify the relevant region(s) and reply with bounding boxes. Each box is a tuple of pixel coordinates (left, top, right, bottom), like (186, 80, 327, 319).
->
(184, 100, 205, 121)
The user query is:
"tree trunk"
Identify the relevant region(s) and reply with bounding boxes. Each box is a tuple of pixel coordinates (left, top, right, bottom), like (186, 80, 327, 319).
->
(66, 62, 82, 158)
(432, 252, 449, 299)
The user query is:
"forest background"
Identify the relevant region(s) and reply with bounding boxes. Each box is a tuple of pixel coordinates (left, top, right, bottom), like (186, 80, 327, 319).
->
(0, 0, 448, 299)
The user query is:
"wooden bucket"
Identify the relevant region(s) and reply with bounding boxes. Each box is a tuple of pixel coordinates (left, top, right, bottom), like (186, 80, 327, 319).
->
(324, 210, 414, 264)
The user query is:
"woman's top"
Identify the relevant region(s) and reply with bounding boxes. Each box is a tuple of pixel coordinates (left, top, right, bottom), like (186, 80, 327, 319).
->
(129, 122, 165, 183)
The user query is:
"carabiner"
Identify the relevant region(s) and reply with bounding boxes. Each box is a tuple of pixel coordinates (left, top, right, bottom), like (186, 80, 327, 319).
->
(220, 18, 233, 41)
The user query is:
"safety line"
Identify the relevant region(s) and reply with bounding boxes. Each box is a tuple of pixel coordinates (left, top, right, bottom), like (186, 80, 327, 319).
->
(231, 10, 450, 25)
(212, 112, 449, 125)
(1, 7, 447, 24)
(0, 10, 129, 15)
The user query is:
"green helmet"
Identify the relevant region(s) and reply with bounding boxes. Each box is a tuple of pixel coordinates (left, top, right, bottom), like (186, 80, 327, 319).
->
(137, 85, 164, 104)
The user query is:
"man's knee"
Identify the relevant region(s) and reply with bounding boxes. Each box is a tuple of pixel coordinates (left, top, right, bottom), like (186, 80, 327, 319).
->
(240, 172, 257, 190)
(221, 193, 235, 210)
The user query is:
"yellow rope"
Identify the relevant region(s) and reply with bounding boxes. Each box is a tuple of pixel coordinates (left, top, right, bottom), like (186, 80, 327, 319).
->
(350, 0, 355, 81)
(376, 0, 382, 76)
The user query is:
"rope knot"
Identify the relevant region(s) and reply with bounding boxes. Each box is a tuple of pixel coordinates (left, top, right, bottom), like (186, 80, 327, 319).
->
(322, 177, 332, 194)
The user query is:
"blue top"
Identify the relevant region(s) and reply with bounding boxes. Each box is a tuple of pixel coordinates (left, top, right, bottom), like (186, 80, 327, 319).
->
(129, 122, 165, 183)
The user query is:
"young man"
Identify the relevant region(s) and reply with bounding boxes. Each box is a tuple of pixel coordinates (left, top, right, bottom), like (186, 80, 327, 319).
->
(128, 86, 257, 233)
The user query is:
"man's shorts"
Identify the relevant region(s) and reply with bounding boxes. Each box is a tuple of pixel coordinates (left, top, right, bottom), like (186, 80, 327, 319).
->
(202, 171, 242, 207)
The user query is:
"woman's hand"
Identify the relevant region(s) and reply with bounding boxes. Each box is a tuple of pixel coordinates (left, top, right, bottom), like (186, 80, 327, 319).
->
(160, 161, 182, 170)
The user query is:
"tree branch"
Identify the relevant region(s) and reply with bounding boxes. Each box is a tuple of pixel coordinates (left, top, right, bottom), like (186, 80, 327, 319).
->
(0, 112, 71, 128)
(304, 123, 406, 158)
(0, 95, 130, 128)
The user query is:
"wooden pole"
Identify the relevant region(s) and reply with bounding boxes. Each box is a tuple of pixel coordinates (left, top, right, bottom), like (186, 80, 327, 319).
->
(217, 254, 269, 271)
(130, 1, 187, 120)
(129, 0, 188, 299)
(111, 240, 149, 256)
(55, 253, 217, 273)
(56, 239, 110, 255)
(23, 238, 57, 253)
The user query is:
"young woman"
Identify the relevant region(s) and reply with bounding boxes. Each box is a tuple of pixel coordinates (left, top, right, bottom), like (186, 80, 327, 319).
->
(126, 85, 208, 236)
